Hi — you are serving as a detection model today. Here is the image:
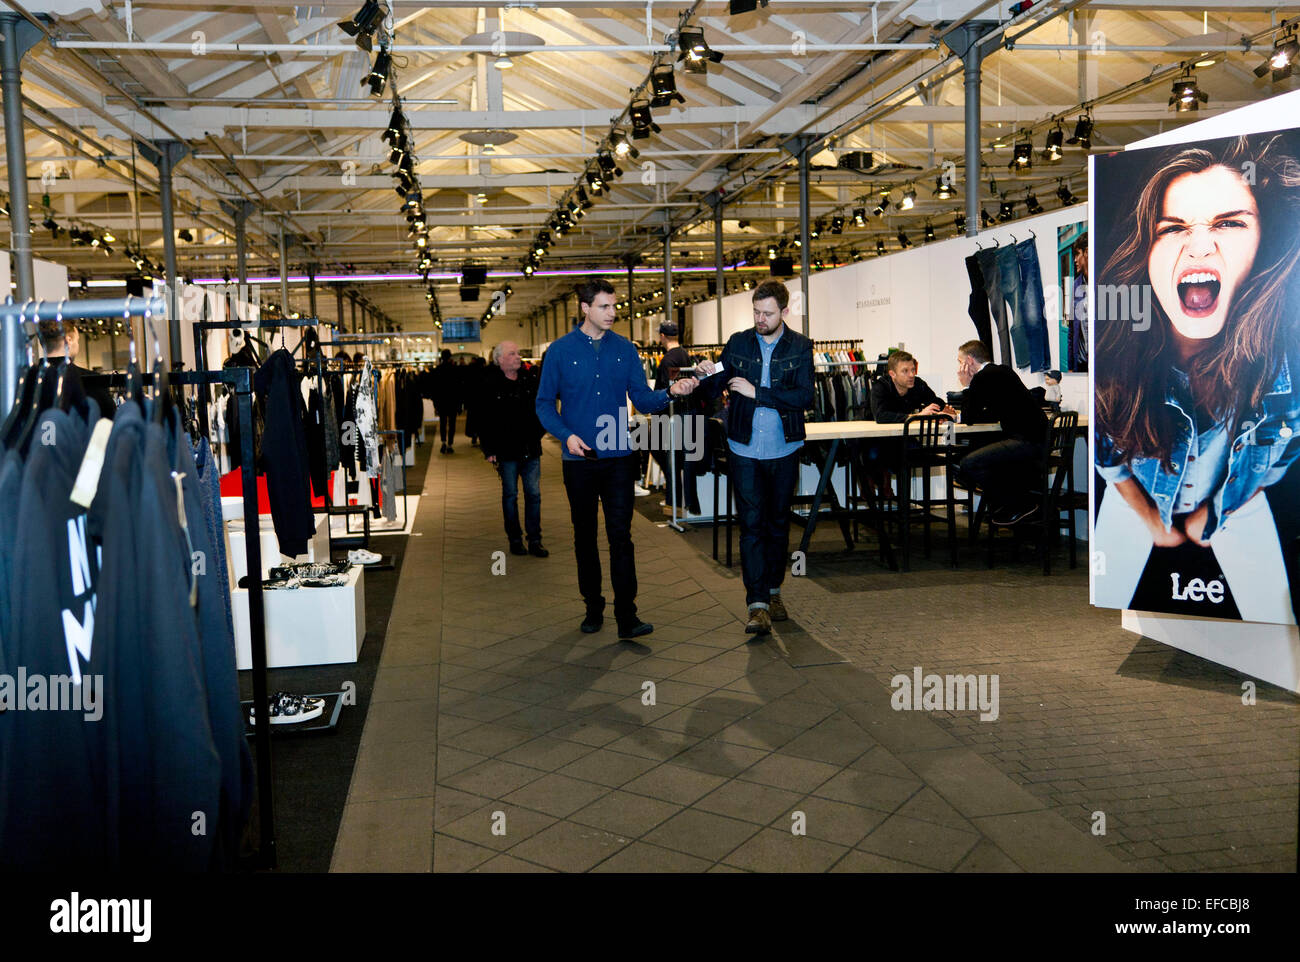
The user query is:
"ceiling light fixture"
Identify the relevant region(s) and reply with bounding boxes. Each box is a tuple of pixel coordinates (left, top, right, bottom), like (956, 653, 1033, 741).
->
(1256, 33, 1299, 80)
(1066, 114, 1093, 150)
(934, 177, 954, 200)
(852, 207, 866, 227)
(1044, 125, 1064, 162)
(338, 0, 386, 52)
(1056, 181, 1077, 206)
(1169, 73, 1209, 112)
(364, 47, 391, 96)
(899, 185, 917, 211)
(650, 65, 685, 107)
(1011, 139, 1033, 170)
(677, 27, 723, 74)
(629, 100, 660, 139)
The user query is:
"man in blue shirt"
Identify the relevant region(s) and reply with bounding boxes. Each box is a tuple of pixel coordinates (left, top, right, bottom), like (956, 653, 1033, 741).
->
(697, 280, 814, 635)
(536, 278, 699, 639)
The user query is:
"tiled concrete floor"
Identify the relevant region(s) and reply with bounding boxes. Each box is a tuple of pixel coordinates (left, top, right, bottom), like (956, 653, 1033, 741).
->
(330, 437, 1296, 873)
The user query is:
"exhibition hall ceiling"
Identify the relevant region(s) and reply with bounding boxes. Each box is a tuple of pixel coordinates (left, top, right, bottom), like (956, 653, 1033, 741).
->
(1, 1, 1295, 325)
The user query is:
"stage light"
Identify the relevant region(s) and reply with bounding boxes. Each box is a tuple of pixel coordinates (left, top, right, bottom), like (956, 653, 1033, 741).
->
(876, 240, 886, 256)
(629, 100, 660, 139)
(494, 55, 513, 70)
(363, 47, 391, 96)
(954, 213, 967, 234)
(998, 198, 1015, 221)
(872, 193, 890, 217)
(830, 216, 844, 235)
(728, 0, 769, 13)
(382, 106, 405, 144)
(1044, 126, 1063, 162)
(1066, 114, 1093, 150)
(338, 0, 386, 52)
(897, 228, 912, 249)
(1056, 181, 1077, 206)
(610, 129, 638, 160)
(1011, 140, 1033, 170)
(1025, 192, 1044, 215)
(1169, 74, 1209, 112)
(980, 208, 993, 228)
(810, 219, 823, 239)
(1256, 33, 1299, 81)
(935, 177, 954, 200)
(852, 207, 866, 227)
(924, 223, 936, 243)
(899, 185, 917, 210)
(650, 66, 685, 107)
(678, 27, 723, 74)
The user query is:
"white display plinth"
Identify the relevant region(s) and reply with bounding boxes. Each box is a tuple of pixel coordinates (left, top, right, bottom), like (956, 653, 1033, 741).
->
(1122, 611, 1300, 694)
(227, 512, 330, 581)
(232, 563, 365, 669)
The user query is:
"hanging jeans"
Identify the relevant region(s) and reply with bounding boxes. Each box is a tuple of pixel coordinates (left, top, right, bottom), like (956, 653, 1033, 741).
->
(499, 456, 542, 546)
(964, 253, 994, 352)
(1015, 239, 1050, 373)
(975, 247, 1014, 366)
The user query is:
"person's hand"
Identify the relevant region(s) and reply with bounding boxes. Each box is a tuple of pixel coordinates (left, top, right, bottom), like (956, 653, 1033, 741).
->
(920, 403, 942, 415)
(486, 454, 497, 464)
(695, 360, 716, 376)
(941, 405, 959, 418)
(670, 377, 700, 396)
(566, 434, 592, 457)
(727, 377, 756, 399)
(1183, 503, 1212, 547)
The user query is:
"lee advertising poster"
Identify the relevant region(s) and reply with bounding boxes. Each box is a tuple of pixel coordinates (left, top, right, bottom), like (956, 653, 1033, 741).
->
(1091, 127, 1300, 624)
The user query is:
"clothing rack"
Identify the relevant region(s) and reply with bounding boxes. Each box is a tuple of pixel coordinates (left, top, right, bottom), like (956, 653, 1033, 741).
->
(814, 339, 863, 349)
(78, 363, 278, 870)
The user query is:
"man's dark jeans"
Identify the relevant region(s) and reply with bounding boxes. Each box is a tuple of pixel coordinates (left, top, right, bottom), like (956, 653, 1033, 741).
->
(499, 456, 541, 545)
(437, 406, 458, 445)
(562, 453, 640, 624)
(729, 450, 801, 607)
(958, 438, 1042, 512)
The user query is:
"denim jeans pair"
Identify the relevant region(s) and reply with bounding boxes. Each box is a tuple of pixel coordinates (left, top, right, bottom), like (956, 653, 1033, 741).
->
(498, 456, 541, 545)
(728, 450, 801, 607)
(561, 453, 640, 624)
(973, 241, 1050, 373)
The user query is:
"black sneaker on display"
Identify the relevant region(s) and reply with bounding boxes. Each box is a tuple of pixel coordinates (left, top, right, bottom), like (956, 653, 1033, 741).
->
(249, 692, 324, 726)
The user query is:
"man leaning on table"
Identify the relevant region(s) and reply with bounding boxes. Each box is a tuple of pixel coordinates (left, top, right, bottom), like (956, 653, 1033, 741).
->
(694, 280, 814, 636)
(953, 339, 1048, 526)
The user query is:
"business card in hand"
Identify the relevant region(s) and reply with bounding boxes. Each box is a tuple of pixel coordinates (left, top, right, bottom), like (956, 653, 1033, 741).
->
(681, 360, 725, 377)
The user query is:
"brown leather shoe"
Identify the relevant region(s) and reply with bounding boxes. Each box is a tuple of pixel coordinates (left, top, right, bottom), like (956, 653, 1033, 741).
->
(745, 607, 772, 635)
(768, 595, 788, 622)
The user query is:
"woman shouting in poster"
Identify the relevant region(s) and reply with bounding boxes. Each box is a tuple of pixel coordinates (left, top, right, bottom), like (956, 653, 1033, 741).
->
(1093, 131, 1300, 623)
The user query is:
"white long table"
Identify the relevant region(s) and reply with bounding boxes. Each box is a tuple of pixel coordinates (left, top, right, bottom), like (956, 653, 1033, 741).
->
(795, 414, 1089, 560)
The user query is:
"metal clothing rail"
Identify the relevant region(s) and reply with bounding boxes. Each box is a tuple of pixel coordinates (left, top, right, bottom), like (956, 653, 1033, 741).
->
(0, 296, 168, 419)
(78, 364, 278, 870)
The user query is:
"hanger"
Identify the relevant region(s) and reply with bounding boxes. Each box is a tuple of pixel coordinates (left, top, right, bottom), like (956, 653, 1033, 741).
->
(14, 312, 50, 454)
(52, 301, 70, 406)
(124, 300, 145, 410)
(146, 304, 174, 425)
(1028, 228, 1036, 239)
(1009, 234, 1017, 244)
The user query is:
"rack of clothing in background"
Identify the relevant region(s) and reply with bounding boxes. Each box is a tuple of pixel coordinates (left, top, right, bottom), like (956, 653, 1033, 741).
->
(319, 344, 389, 556)
(810, 340, 870, 423)
(0, 295, 272, 871)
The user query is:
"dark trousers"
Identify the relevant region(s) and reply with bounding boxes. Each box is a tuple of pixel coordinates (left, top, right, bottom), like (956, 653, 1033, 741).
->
(975, 247, 1013, 367)
(729, 450, 801, 607)
(499, 456, 541, 545)
(562, 454, 639, 623)
(437, 406, 458, 445)
(959, 438, 1042, 511)
(965, 253, 994, 352)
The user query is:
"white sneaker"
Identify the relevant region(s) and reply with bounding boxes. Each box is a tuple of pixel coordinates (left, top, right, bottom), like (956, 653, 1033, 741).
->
(348, 548, 383, 565)
(633, 484, 651, 497)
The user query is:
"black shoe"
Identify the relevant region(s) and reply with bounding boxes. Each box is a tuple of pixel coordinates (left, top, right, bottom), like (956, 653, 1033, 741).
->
(528, 542, 549, 558)
(580, 612, 604, 633)
(447, 446, 454, 454)
(509, 541, 527, 556)
(617, 620, 653, 640)
(440, 444, 448, 454)
(993, 503, 1040, 525)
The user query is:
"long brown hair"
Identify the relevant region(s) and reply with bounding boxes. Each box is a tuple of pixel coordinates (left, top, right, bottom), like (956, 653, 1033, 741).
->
(1095, 133, 1300, 470)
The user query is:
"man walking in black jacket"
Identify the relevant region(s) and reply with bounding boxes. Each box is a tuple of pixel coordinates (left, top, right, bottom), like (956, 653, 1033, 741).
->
(480, 341, 548, 557)
(696, 281, 814, 635)
(954, 339, 1048, 525)
(432, 349, 461, 453)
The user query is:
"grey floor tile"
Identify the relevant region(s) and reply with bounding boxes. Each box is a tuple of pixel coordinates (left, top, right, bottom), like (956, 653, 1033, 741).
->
(896, 787, 980, 834)
(955, 838, 1026, 872)
(970, 810, 1131, 872)
(644, 808, 763, 862)
(856, 814, 981, 872)
(570, 790, 684, 839)
(813, 768, 924, 812)
(436, 746, 488, 779)
(592, 841, 713, 873)
(772, 796, 889, 848)
(473, 853, 557, 873)
(432, 834, 496, 873)
(360, 698, 439, 746)
(622, 763, 729, 806)
(895, 746, 1051, 819)
(715, 718, 804, 752)
(348, 739, 437, 803)
(604, 727, 700, 762)
(441, 758, 547, 798)
(674, 739, 770, 778)
(696, 778, 803, 825)
(372, 664, 439, 703)
(434, 787, 492, 829)
(442, 722, 537, 757)
(506, 820, 633, 872)
(722, 827, 849, 873)
(502, 772, 611, 818)
(738, 753, 842, 795)
(556, 748, 661, 788)
(331, 797, 434, 873)
(440, 802, 558, 852)
(829, 850, 939, 873)
(498, 734, 597, 772)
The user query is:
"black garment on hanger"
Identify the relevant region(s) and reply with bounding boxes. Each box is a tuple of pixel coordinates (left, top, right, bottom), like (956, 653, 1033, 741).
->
(254, 348, 316, 557)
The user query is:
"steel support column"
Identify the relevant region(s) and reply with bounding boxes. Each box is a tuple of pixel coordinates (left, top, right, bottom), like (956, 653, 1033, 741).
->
(947, 23, 998, 238)
(797, 138, 812, 337)
(714, 197, 725, 343)
(142, 139, 189, 360)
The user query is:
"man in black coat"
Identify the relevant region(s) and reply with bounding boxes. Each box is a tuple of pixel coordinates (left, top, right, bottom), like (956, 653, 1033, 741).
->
(36, 321, 115, 421)
(480, 341, 548, 557)
(954, 339, 1048, 525)
(432, 349, 461, 453)
(869, 350, 944, 422)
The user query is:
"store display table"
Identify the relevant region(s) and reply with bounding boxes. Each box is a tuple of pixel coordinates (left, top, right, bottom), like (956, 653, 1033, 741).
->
(232, 563, 366, 670)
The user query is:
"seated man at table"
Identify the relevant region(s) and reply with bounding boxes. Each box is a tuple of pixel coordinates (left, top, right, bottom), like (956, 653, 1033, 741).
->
(953, 339, 1048, 525)
(870, 351, 950, 422)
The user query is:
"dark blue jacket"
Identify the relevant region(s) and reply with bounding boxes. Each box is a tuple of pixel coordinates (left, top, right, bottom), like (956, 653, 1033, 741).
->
(703, 325, 815, 445)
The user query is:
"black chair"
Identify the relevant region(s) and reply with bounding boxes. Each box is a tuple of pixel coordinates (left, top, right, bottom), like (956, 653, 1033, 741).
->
(887, 414, 961, 570)
(707, 416, 734, 568)
(976, 410, 1080, 574)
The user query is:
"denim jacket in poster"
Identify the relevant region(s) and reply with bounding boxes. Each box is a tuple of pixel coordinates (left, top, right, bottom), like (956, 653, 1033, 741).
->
(1095, 353, 1300, 540)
